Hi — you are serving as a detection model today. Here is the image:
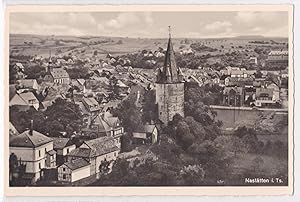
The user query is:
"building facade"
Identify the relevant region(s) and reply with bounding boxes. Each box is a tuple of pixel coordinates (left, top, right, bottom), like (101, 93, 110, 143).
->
(9, 129, 56, 182)
(156, 31, 184, 125)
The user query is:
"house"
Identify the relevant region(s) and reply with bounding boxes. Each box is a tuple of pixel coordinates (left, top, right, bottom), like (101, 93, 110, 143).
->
(249, 57, 258, 65)
(255, 88, 276, 107)
(57, 158, 90, 183)
(56, 59, 67, 66)
(81, 112, 123, 145)
(267, 50, 288, 68)
(266, 82, 280, 102)
(71, 79, 86, 93)
(132, 124, 159, 144)
(82, 97, 101, 114)
(231, 69, 248, 78)
(224, 77, 254, 87)
(16, 79, 39, 91)
(223, 86, 244, 107)
(9, 92, 39, 110)
(66, 136, 120, 176)
(14, 63, 25, 72)
(13, 63, 27, 79)
(53, 138, 76, 166)
(9, 129, 56, 182)
(44, 67, 70, 84)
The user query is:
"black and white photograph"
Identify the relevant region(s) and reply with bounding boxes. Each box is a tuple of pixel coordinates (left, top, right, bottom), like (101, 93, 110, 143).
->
(4, 5, 293, 195)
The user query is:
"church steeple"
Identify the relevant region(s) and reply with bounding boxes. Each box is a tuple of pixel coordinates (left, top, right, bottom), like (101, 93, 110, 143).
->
(157, 26, 184, 84)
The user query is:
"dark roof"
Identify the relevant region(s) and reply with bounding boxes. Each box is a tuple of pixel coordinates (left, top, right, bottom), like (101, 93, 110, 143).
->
(135, 124, 157, 134)
(47, 150, 57, 155)
(84, 136, 119, 157)
(67, 148, 91, 158)
(9, 130, 52, 148)
(53, 137, 74, 150)
(157, 34, 183, 83)
(61, 158, 90, 170)
(51, 68, 69, 79)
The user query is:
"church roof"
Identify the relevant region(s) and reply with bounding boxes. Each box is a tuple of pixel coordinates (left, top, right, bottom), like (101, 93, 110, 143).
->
(157, 29, 183, 84)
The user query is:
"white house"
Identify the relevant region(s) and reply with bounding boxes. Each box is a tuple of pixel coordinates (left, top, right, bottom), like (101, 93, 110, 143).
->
(9, 129, 56, 182)
(132, 124, 159, 145)
(66, 136, 120, 176)
(57, 158, 90, 183)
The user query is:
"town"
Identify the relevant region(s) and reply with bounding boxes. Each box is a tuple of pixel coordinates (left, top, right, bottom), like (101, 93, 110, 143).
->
(9, 30, 289, 186)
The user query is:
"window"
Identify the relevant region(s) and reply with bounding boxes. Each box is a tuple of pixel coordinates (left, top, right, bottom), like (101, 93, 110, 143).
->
(63, 167, 66, 172)
(39, 163, 41, 169)
(45, 148, 47, 153)
(38, 150, 41, 157)
(67, 148, 69, 153)
(63, 174, 67, 180)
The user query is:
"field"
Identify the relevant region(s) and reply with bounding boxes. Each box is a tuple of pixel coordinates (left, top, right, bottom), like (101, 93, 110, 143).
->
(10, 34, 288, 60)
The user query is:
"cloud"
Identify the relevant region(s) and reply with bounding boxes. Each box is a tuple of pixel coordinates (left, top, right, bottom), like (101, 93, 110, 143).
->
(204, 21, 232, 32)
(9, 11, 288, 38)
(105, 12, 153, 29)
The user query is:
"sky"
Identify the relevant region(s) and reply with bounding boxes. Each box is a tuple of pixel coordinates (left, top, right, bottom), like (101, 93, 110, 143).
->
(10, 11, 289, 38)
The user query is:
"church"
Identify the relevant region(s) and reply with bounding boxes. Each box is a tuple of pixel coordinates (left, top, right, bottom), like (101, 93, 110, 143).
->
(156, 28, 185, 125)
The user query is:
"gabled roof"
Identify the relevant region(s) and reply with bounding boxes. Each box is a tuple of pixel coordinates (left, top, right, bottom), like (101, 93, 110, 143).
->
(16, 79, 37, 89)
(53, 137, 74, 150)
(50, 68, 69, 79)
(15, 63, 25, 70)
(143, 124, 157, 133)
(83, 97, 98, 107)
(61, 158, 90, 170)
(67, 148, 91, 158)
(84, 136, 119, 157)
(9, 130, 52, 148)
(10, 92, 38, 105)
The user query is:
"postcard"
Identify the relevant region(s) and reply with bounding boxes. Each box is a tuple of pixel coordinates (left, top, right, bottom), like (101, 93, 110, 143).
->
(4, 4, 294, 196)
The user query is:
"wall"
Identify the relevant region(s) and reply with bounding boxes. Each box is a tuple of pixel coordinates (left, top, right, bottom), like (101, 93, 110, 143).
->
(58, 165, 71, 182)
(212, 107, 288, 130)
(71, 165, 91, 182)
(62, 145, 76, 156)
(156, 82, 184, 124)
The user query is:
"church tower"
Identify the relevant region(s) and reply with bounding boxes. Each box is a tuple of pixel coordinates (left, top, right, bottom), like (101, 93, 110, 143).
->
(156, 27, 184, 125)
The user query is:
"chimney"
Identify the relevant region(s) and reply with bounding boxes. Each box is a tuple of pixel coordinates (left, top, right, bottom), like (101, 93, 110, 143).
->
(29, 120, 33, 136)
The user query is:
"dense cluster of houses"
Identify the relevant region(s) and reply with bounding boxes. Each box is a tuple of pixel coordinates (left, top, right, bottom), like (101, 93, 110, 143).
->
(9, 39, 288, 185)
(9, 53, 160, 185)
(9, 125, 122, 184)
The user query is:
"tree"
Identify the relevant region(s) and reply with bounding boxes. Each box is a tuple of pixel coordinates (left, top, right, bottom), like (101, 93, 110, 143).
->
(175, 121, 195, 150)
(142, 89, 157, 123)
(66, 67, 89, 79)
(107, 76, 120, 101)
(44, 98, 83, 136)
(112, 99, 143, 133)
(99, 159, 110, 175)
(24, 65, 46, 80)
